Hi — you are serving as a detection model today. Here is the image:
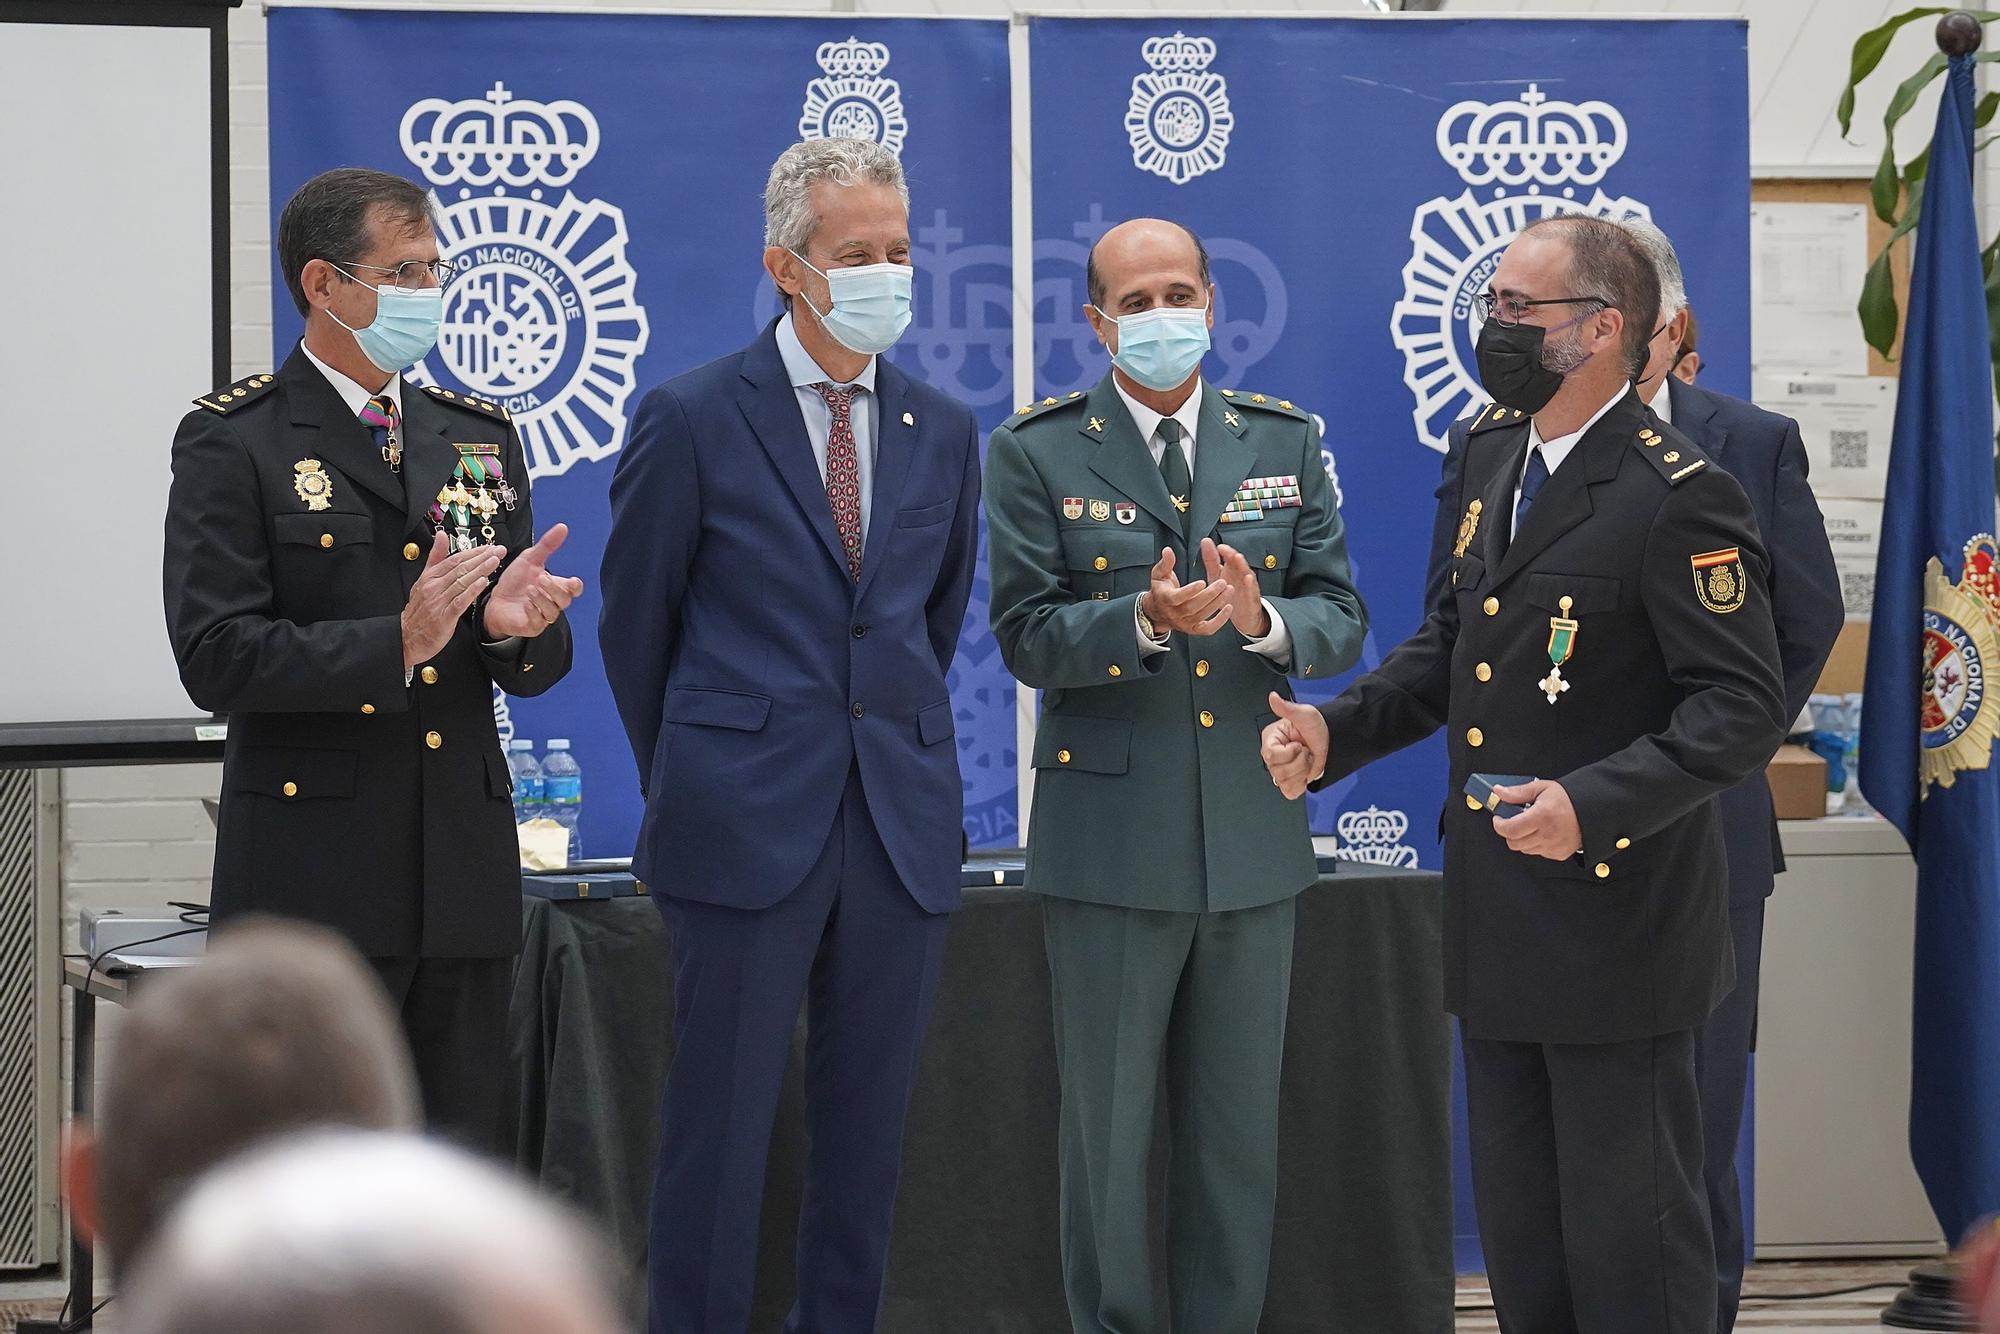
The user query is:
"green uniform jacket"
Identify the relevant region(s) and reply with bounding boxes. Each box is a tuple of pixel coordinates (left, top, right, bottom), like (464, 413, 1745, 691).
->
(985, 373, 1368, 912)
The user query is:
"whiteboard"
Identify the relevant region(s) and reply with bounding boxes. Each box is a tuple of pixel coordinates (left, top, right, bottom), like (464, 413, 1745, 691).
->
(0, 22, 214, 727)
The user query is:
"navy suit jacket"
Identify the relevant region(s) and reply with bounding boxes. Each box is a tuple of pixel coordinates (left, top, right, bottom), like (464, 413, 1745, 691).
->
(1425, 378, 1842, 904)
(599, 321, 981, 914)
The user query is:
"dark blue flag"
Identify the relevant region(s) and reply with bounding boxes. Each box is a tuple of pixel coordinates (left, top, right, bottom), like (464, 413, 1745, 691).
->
(1859, 50, 2000, 1245)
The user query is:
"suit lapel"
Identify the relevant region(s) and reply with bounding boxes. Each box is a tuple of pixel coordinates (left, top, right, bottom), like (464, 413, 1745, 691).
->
(1189, 383, 1257, 542)
(856, 360, 917, 602)
(1492, 390, 1641, 587)
(399, 387, 461, 539)
(1666, 378, 1727, 460)
(1477, 426, 1529, 573)
(279, 346, 404, 514)
(735, 324, 850, 580)
(1082, 375, 1182, 535)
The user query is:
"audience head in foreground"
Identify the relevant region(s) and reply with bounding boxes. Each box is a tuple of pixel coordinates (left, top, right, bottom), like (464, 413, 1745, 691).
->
(120, 1130, 621, 1334)
(63, 919, 419, 1267)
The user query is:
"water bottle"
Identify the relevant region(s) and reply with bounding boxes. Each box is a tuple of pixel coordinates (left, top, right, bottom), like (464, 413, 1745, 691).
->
(507, 739, 544, 826)
(1842, 692, 1874, 816)
(541, 739, 583, 863)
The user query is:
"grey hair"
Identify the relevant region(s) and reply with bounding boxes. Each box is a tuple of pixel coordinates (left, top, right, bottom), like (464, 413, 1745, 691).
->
(1619, 217, 1688, 320)
(763, 138, 909, 253)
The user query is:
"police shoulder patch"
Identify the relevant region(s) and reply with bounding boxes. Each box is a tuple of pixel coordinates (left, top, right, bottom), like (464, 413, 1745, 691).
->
(1464, 403, 1528, 436)
(422, 385, 511, 422)
(1633, 422, 1709, 485)
(193, 373, 277, 415)
(1691, 547, 1747, 614)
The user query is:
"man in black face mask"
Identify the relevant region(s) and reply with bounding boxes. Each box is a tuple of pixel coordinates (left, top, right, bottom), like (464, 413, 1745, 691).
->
(1258, 215, 1790, 1334)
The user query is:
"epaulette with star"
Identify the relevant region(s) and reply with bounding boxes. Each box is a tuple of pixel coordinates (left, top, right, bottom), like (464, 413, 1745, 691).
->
(421, 384, 512, 422)
(1216, 388, 1307, 418)
(193, 372, 277, 415)
(1464, 403, 1528, 435)
(1003, 391, 1087, 427)
(1632, 421, 1710, 485)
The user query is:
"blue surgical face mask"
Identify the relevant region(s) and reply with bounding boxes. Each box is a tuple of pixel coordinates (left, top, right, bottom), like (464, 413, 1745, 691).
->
(792, 252, 914, 356)
(1093, 303, 1211, 393)
(329, 265, 444, 374)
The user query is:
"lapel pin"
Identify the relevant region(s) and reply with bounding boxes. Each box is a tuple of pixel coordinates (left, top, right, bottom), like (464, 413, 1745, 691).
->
(902, 411, 915, 426)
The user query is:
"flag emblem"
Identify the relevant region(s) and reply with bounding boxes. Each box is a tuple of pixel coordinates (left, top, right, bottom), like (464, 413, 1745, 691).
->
(1690, 548, 1745, 614)
(1919, 538, 2000, 794)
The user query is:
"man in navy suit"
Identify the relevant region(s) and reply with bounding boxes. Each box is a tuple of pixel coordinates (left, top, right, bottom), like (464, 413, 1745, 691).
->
(1423, 220, 1842, 1333)
(599, 138, 981, 1334)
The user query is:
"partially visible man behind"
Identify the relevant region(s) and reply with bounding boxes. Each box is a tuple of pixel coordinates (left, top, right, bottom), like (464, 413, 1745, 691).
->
(63, 920, 419, 1273)
(164, 167, 581, 1153)
(119, 1130, 623, 1334)
(600, 137, 981, 1334)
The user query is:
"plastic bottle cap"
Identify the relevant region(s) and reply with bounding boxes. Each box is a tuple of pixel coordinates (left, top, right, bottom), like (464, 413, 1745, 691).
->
(548, 739, 570, 749)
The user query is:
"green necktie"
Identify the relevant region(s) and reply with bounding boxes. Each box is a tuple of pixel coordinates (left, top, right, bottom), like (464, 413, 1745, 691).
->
(1157, 418, 1191, 536)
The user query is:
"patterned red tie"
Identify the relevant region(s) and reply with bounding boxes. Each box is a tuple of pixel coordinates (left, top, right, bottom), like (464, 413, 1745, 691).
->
(815, 383, 864, 582)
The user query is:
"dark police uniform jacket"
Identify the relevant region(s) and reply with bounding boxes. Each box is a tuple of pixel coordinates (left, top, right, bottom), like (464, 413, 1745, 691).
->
(1316, 388, 1787, 1043)
(164, 345, 573, 958)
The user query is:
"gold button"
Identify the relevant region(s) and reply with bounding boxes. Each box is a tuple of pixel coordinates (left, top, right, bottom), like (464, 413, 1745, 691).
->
(1107, 664, 1121, 677)
(1263, 554, 1278, 570)
(361, 703, 375, 715)
(1467, 727, 1484, 747)
(1616, 837, 1631, 850)
(1199, 710, 1215, 728)
(1195, 659, 1210, 678)
(319, 532, 334, 549)
(420, 666, 438, 685)
(403, 542, 420, 561)
(1595, 863, 1611, 879)
(1094, 556, 1109, 571)
(1467, 795, 1483, 811)
(425, 731, 442, 750)
(1475, 662, 1492, 682)
(282, 781, 298, 798)
(1057, 749, 1072, 764)
(1483, 596, 1500, 616)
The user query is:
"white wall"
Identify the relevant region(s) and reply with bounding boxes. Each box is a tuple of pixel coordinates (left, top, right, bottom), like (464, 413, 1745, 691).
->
(69, 0, 1994, 930)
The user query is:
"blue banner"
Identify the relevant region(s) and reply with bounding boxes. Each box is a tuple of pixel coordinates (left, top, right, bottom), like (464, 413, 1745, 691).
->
(1859, 52, 2000, 1245)
(268, 7, 1017, 857)
(1028, 16, 1751, 865)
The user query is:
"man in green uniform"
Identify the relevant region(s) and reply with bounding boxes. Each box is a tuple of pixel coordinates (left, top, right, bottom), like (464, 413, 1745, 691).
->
(984, 217, 1368, 1334)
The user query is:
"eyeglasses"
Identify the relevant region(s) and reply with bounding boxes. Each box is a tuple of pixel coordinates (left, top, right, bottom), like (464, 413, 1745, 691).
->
(334, 259, 455, 294)
(1475, 291, 1609, 325)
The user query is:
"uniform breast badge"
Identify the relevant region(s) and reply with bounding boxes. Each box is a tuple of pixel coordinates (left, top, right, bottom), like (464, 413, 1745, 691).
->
(1063, 497, 1084, 521)
(1452, 499, 1483, 558)
(292, 458, 334, 512)
(431, 443, 514, 551)
(1090, 499, 1112, 522)
(1540, 595, 1577, 704)
(1115, 503, 1137, 525)
(1691, 548, 1747, 614)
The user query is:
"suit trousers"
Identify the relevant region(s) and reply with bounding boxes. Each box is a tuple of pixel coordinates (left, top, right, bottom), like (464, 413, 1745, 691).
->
(1464, 1028, 1714, 1334)
(646, 765, 950, 1334)
(1042, 893, 1296, 1334)
(368, 955, 514, 1160)
(1694, 903, 1767, 1333)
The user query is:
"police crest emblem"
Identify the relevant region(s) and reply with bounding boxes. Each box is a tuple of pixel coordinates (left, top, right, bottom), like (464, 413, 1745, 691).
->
(798, 37, 908, 154)
(293, 458, 334, 512)
(1691, 548, 1746, 614)
(1920, 537, 2000, 794)
(1125, 32, 1233, 185)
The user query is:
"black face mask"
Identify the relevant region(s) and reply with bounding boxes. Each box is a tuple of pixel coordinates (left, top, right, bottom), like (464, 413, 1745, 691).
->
(1474, 318, 1567, 415)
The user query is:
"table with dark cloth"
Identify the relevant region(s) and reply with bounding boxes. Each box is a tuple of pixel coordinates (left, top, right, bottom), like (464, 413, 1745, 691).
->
(510, 863, 1453, 1333)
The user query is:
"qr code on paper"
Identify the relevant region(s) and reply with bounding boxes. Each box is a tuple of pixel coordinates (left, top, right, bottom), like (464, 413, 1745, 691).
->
(1842, 570, 1874, 615)
(1831, 430, 1870, 470)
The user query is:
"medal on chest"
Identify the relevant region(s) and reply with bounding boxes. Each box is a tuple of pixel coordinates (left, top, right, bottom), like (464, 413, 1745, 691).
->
(1540, 595, 1578, 704)
(430, 442, 518, 552)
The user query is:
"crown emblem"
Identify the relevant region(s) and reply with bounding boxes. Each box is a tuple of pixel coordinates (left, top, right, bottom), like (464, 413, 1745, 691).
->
(1141, 31, 1217, 73)
(400, 82, 600, 192)
(1332, 805, 1418, 868)
(815, 36, 891, 79)
(1436, 84, 1627, 190)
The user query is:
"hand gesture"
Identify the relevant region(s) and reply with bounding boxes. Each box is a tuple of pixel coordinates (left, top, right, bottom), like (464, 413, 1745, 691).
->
(1141, 546, 1233, 638)
(1209, 540, 1272, 639)
(1261, 691, 1328, 799)
(402, 533, 504, 671)
(1491, 779, 1583, 861)
(481, 523, 585, 640)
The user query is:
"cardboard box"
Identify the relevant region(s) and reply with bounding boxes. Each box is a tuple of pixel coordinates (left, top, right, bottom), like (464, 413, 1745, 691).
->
(1766, 744, 1830, 820)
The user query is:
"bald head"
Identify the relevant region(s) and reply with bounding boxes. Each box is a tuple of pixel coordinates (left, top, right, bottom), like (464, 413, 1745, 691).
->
(1085, 218, 1210, 315)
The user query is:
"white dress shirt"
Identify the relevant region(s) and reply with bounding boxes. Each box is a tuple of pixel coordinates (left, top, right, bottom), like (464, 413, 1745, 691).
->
(1648, 376, 1673, 424)
(1512, 387, 1629, 539)
(301, 339, 402, 418)
(776, 310, 879, 544)
(1111, 379, 1292, 664)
